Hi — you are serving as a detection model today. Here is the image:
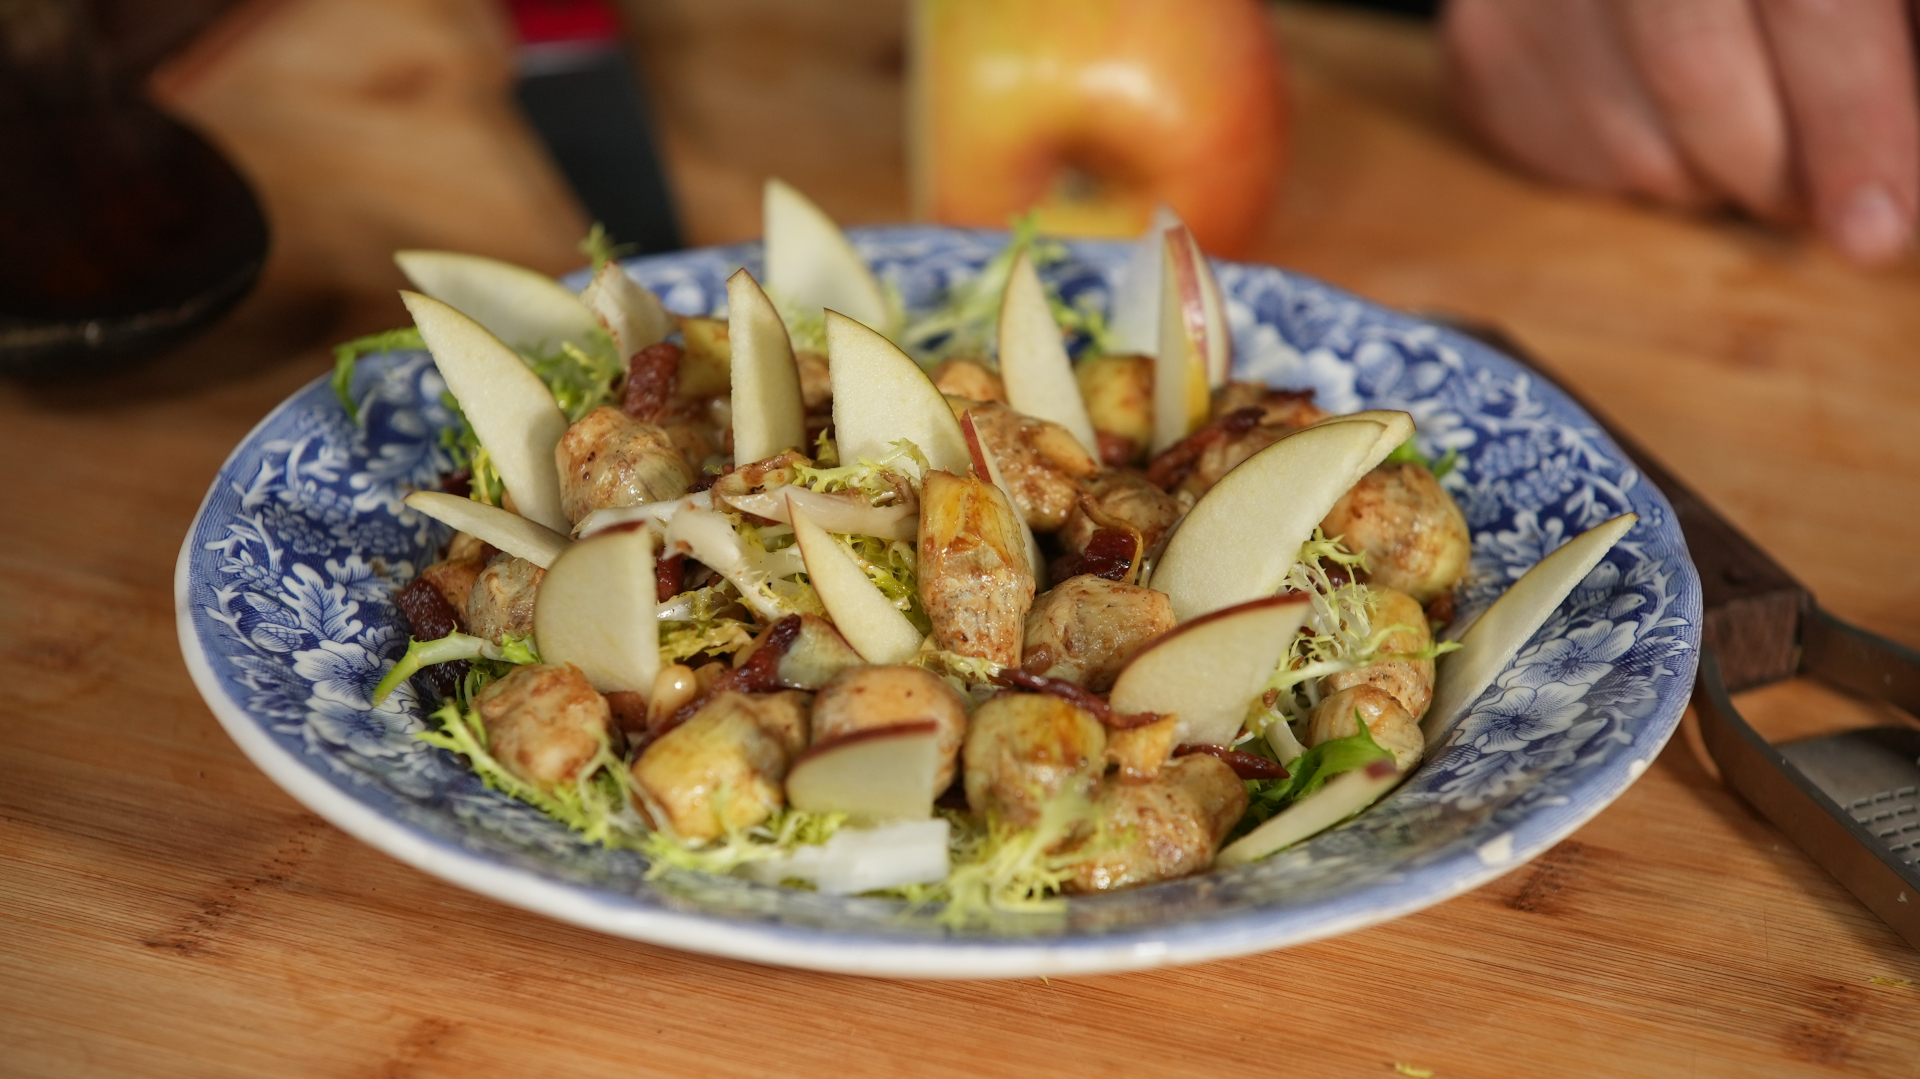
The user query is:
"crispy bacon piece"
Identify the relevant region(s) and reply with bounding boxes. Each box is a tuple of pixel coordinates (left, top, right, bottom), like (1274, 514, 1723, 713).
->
(1144, 407, 1264, 491)
(652, 615, 805, 737)
(1096, 432, 1136, 469)
(622, 341, 682, 424)
(1425, 589, 1456, 631)
(655, 553, 686, 604)
(604, 690, 651, 741)
(1174, 743, 1289, 781)
(989, 668, 1164, 730)
(688, 466, 730, 493)
(396, 578, 466, 700)
(1048, 527, 1140, 584)
(440, 469, 472, 498)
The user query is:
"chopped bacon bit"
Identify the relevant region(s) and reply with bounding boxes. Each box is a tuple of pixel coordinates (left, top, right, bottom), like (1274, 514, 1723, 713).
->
(622, 341, 682, 424)
(440, 469, 472, 498)
(1144, 407, 1264, 490)
(1425, 590, 1456, 631)
(688, 465, 732, 493)
(1104, 709, 1169, 731)
(604, 690, 651, 738)
(1174, 743, 1289, 780)
(653, 615, 804, 737)
(395, 578, 467, 700)
(1095, 431, 1136, 468)
(1051, 526, 1140, 584)
(1365, 758, 1399, 779)
(655, 553, 686, 603)
(989, 668, 1158, 728)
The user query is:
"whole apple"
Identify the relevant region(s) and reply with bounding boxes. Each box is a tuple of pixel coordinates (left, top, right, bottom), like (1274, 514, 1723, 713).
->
(910, 0, 1288, 257)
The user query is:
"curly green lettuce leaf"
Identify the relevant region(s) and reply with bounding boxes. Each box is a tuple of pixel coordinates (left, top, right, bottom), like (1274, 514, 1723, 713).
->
(639, 805, 848, 879)
(794, 438, 929, 499)
(833, 532, 929, 633)
(897, 211, 1109, 364)
(657, 584, 758, 665)
(372, 631, 538, 704)
(920, 792, 1101, 927)
(1384, 435, 1459, 480)
(579, 222, 635, 273)
(332, 327, 426, 422)
(524, 339, 625, 423)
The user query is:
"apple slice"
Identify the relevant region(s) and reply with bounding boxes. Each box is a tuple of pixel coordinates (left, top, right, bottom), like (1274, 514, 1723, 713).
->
(785, 721, 943, 825)
(1153, 418, 1386, 622)
(763, 178, 895, 335)
(740, 818, 951, 895)
(788, 496, 926, 665)
(997, 249, 1100, 457)
(532, 527, 659, 693)
(1151, 225, 1232, 452)
(1423, 513, 1638, 749)
(1315, 409, 1415, 483)
(720, 486, 917, 542)
(960, 411, 1045, 588)
(1108, 594, 1312, 745)
(395, 250, 603, 356)
(726, 268, 807, 464)
(403, 491, 570, 568)
(399, 292, 571, 533)
(1214, 759, 1403, 867)
(826, 310, 972, 474)
(580, 261, 673, 358)
(1109, 205, 1185, 357)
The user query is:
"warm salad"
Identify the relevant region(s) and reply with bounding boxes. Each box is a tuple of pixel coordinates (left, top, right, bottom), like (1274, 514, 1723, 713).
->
(339, 182, 1631, 920)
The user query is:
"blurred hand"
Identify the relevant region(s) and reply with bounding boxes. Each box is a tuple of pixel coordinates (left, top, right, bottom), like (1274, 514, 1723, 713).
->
(1443, 0, 1920, 265)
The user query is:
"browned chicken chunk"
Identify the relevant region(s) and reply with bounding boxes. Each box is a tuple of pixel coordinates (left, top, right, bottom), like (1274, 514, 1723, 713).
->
(1066, 754, 1247, 892)
(474, 663, 611, 788)
(1319, 462, 1470, 604)
(1021, 575, 1176, 691)
(1322, 586, 1436, 719)
(629, 690, 811, 841)
(963, 691, 1107, 828)
(951, 401, 1100, 531)
(811, 665, 969, 789)
(465, 554, 544, 643)
(918, 469, 1035, 667)
(555, 405, 695, 525)
(1306, 684, 1423, 773)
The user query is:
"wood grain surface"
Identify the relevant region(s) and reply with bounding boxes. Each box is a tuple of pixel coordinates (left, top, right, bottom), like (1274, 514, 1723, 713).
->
(5, 3, 1918, 1076)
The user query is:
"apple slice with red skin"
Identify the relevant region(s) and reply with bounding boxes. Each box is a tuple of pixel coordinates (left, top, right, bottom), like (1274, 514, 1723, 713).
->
(1153, 417, 1386, 622)
(788, 496, 926, 665)
(1215, 758, 1403, 866)
(532, 526, 659, 693)
(1108, 594, 1312, 746)
(403, 491, 570, 568)
(580, 261, 673, 358)
(960, 410, 1044, 586)
(826, 310, 972, 474)
(1312, 409, 1415, 485)
(1109, 205, 1185, 357)
(726, 268, 807, 465)
(997, 248, 1100, 457)
(1151, 225, 1231, 453)
(396, 250, 604, 357)
(764, 178, 896, 335)
(1423, 512, 1638, 749)
(785, 721, 943, 825)
(400, 292, 571, 533)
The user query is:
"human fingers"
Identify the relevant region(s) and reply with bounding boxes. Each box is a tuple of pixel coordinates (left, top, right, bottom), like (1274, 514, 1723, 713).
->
(1614, 0, 1795, 222)
(1443, 0, 1706, 206)
(1756, 0, 1920, 264)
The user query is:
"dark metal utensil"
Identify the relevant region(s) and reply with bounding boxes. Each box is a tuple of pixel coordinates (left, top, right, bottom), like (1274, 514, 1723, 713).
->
(1443, 318, 1920, 952)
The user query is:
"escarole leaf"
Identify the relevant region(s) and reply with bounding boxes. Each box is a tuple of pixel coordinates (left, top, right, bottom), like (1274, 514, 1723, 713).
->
(331, 327, 425, 421)
(1233, 718, 1392, 840)
(639, 805, 848, 877)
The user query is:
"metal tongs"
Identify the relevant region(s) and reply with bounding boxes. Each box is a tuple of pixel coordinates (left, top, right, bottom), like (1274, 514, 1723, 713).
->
(1448, 321, 1920, 952)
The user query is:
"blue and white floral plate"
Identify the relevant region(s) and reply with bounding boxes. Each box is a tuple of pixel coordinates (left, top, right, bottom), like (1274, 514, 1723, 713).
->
(176, 227, 1699, 978)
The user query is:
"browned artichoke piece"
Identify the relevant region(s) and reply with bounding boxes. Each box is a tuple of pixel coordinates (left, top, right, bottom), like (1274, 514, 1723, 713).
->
(1021, 575, 1176, 691)
(629, 689, 810, 842)
(1322, 586, 1436, 719)
(917, 469, 1034, 667)
(956, 401, 1100, 531)
(1065, 754, 1248, 893)
(555, 405, 695, 525)
(1059, 468, 1185, 558)
(465, 554, 545, 644)
(962, 691, 1106, 829)
(1306, 684, 1423, 773)
(1319, 461, 1470, 605)
(475, 663, 613, 788)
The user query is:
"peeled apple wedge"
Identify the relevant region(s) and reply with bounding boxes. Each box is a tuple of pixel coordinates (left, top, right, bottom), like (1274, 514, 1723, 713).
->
(961, 411, 1045, 588)
(1154, 418, 1386, 622)
(1215, 760, 1403, 866)
(532, 527, 659, 693)
(400, 292, 571, 533)
(1108, 595, 1312, 746)
(403, 491, 570, 568)
(785, 721, 943, 825)
(826, 310, 971, 474)
(997, 249, 1099, 457)
(1423, 512, 1639, 749)
(580, 261, 673, 358)
(726, 268, 807, 464)
(763, 178, 895, 334)
(395, 250, 603, 356)
(1109, 205, 1185, 357)
(788, 497, 926, 665)
(1150, 225, 1230, 453)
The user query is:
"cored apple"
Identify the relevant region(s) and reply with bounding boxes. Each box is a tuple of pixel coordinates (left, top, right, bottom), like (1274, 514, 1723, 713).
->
(402, 491, 571, 569)
(580, 261, 672, 359)
(763, 178, 896, 335)
(909, 0, 1287, 257)
(997, 249, 1099, 457)
(826, 310, 971, 474)
(395, 249, 604, 356)
(789, 497, 927, 665)
(1152, 417, 1385, 621)
(400, 291, 571, 533)
(1423, 513, 1638, 748)
(726, 268, 807, 465)
(785, 721, 944, 825)
(1107, 594, 1311, 745)
(532, 527, 658, 694)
